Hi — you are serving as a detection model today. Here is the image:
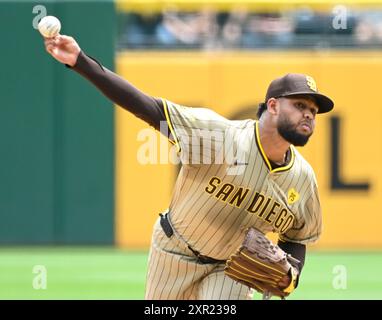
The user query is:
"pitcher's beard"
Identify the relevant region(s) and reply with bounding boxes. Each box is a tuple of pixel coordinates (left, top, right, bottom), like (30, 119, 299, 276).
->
(277, 117, 312, 146)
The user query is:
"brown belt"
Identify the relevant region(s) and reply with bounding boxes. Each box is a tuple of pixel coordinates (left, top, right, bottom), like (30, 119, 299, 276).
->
(159, 213, 226, 265)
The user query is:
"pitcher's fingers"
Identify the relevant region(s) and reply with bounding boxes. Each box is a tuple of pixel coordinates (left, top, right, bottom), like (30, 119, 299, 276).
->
(57, 34, 73, 44)
(44, 38, 55, 46)
(46, 44, 55, 54)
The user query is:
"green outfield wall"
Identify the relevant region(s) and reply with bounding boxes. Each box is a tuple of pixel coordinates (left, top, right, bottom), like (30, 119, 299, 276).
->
(0, 1, 115, 244)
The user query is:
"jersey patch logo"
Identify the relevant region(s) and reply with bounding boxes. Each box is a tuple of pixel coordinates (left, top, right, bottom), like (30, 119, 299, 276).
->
(306, 76, 317, 92)
(288, 188, 300, 204)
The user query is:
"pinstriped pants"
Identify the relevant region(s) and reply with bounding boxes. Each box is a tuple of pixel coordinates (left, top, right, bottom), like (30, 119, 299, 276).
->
(145, 217, 253, 300)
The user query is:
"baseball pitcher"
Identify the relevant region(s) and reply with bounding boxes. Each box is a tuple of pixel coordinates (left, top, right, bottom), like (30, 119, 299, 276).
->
(43, 34, 334, 300)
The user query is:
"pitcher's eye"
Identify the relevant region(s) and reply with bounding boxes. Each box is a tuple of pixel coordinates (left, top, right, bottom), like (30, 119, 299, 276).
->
(310, 108, 318, 116)
(294, 102, 305, 110)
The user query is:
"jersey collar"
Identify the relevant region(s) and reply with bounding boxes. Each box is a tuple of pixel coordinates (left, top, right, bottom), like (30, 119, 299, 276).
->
(254, 121, 295, 173)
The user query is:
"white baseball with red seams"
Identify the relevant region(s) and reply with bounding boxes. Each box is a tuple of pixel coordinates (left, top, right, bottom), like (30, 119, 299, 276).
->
(38, 16, 61, 38)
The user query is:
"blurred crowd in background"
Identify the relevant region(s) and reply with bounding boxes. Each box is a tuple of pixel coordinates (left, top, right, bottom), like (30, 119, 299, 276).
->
(117, 7, 382, 50)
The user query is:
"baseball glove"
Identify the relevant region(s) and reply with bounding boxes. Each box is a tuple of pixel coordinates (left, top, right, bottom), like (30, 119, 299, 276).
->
(224, 227, 300, 299)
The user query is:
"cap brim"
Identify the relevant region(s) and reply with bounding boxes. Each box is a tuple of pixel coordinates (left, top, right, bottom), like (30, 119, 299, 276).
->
(282, 92, 334, 114)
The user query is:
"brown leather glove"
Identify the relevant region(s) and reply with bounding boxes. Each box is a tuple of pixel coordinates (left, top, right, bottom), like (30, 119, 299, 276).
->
(224, 227, 300, 299)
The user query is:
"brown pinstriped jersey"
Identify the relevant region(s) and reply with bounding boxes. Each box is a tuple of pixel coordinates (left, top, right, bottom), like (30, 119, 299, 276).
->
(162, 99, 322, 260)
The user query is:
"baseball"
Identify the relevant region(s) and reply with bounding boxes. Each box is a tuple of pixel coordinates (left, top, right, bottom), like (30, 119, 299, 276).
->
(38, 16, 61, 38)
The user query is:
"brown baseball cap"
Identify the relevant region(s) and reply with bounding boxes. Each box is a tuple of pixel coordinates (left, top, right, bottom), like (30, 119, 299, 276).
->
(265, 73, 334, 113)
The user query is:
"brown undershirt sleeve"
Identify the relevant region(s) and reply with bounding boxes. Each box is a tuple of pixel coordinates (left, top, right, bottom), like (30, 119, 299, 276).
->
(69, 51, 167, 132)
(278, 240, 306, 288)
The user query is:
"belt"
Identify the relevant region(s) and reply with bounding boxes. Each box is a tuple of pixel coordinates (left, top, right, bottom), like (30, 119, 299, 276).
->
(159, 213, 226, 265)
